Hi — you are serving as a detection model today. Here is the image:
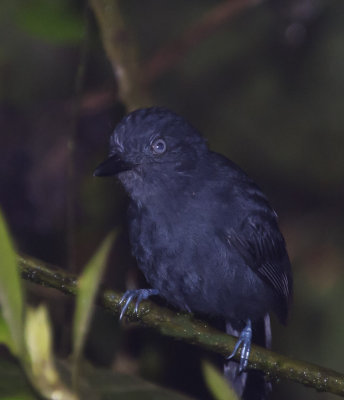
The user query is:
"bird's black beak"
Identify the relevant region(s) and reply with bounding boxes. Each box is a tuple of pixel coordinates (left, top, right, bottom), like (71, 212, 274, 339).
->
(93, 155, 133, 177)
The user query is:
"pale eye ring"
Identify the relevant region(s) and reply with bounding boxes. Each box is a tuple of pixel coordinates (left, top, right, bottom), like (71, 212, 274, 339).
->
(151, 138, 167, 155)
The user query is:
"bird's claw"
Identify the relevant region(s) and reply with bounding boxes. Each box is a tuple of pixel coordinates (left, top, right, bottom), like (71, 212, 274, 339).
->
(119, 289, 159, 320)
(227, 319, 252, 373)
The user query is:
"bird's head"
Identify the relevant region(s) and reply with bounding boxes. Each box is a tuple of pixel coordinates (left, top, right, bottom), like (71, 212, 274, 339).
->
(94, 107, 207, 181)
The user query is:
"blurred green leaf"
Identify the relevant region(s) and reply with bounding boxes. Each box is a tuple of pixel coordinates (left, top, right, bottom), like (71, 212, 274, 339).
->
(15, 0, 84, 45)
(24, 305, 78, 400)
(0, 209, 24, 356)
(202, 360, 238, 400)
(0, 310, 16, 355)
(72, 232, 116, 382)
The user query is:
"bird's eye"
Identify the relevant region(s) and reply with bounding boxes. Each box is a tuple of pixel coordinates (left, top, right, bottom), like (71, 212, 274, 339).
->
(151, 138, 167, 155)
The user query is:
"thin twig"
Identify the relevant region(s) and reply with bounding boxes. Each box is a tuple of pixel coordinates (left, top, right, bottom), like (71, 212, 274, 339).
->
(18, 254, 344, 397)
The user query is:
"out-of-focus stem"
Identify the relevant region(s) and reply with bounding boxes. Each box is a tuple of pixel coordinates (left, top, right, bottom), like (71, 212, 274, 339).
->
(89, 0, 151, 110)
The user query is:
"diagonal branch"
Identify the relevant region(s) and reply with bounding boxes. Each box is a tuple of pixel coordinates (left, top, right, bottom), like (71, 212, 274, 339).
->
(143, 0, 263, 84)
(18, 254, 344, 397)
(89, 0, 264, 98)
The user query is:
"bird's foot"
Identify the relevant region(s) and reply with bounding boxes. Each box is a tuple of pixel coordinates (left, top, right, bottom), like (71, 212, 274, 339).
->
(227, 319, 252, 373)
(119, 289, 159, 320)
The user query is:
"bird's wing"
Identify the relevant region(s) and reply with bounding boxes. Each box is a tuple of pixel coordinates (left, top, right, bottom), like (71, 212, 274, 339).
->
(225, 215, 292, 320)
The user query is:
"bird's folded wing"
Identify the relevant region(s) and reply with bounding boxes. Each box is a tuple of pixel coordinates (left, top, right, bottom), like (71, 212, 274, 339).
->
(225, 216, 292, 319)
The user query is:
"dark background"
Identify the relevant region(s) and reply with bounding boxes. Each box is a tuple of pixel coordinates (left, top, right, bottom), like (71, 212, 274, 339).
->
(0, 0, 343, 399)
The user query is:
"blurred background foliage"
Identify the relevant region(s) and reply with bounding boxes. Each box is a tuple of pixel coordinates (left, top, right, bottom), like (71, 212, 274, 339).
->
(0, 0, 343, 399)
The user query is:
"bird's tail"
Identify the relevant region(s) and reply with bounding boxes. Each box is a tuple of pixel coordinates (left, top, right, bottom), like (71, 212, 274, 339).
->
(224, 314, 272, 400)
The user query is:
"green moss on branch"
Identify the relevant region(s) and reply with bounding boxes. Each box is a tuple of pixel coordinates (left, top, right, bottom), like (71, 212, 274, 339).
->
(18, 254, 344, 397)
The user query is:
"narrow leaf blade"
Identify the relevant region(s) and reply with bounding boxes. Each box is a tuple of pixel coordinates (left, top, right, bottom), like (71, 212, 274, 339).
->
(24, 305, 78, 400)
(0, 309, 17, 354)
(72, 232, 116, 378)
(0, 209, 24, 355)
(202, 360, 239, 400)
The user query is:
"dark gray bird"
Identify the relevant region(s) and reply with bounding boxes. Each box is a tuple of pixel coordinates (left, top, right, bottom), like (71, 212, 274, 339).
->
(94, 107, 292, 399)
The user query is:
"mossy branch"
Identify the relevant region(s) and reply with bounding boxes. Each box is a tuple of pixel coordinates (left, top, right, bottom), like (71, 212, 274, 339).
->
(18, 254, 344, 397)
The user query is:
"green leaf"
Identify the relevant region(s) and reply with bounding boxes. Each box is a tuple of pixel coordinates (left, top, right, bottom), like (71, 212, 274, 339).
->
(72, 232, 116, 383)
(0, 310, 16, 354)
(24, 305, 78, 400)
(15, 0, 85, 45)
(202, 360, 239, 400)
(0, 209, 24, 356)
